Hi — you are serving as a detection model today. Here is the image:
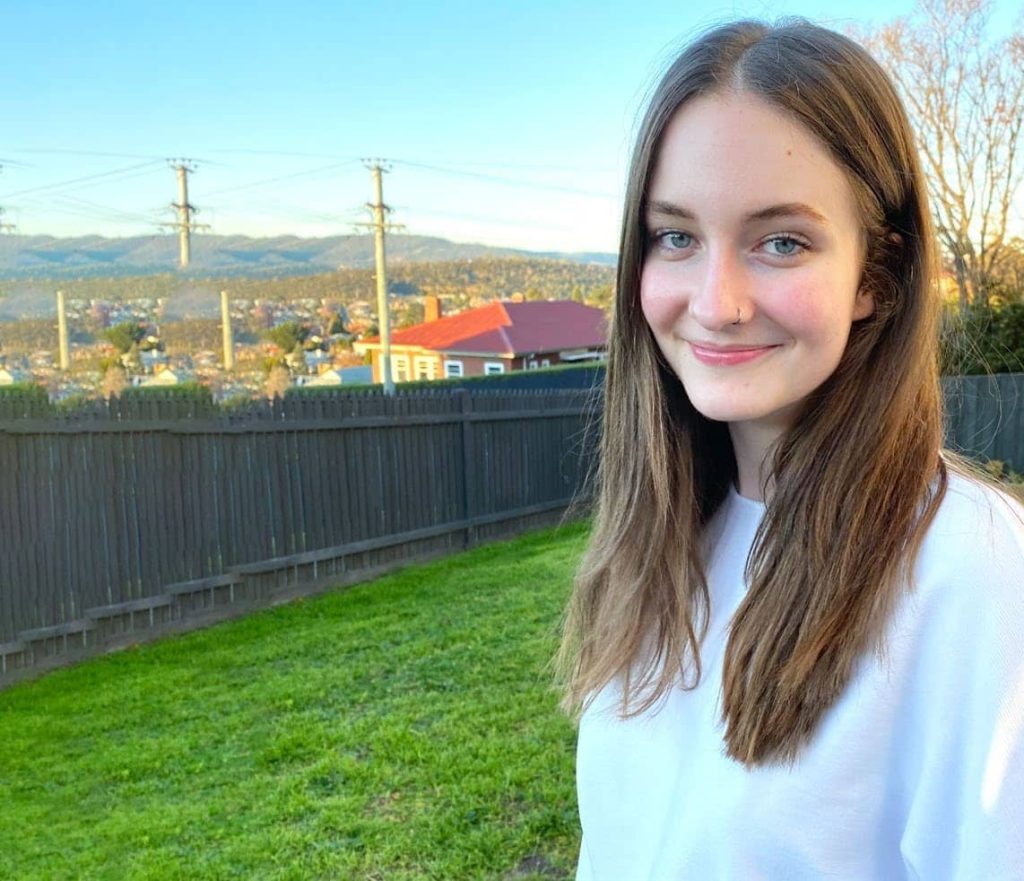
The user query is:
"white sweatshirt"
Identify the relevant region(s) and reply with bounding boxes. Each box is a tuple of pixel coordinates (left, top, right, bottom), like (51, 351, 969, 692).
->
(575, 474, 1024, 881)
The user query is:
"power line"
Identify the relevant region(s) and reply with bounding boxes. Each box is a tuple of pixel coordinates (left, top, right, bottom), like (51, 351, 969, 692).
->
(50, 194, 163, 226)
(0, 151, 618, 248)
(400, 156, 607, 174)
(21, 204, 134, 225)
(204, 148, 359, 160)
(0, 165, 15, 233)
(6, 149, 160, 161)
(12, 176, 167, 230)
(391, 158, 618, 200)
(402, 206, 585, 232)
(13, 199, 157, 227)
(202, 160, 360, 197)
(0, 160, 165, 199)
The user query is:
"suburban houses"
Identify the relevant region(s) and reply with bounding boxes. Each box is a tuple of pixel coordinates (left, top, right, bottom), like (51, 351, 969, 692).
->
(354, 296, 608, 383)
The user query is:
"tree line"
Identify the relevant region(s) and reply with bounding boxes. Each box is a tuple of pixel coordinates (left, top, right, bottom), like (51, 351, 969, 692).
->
(0, 257, 615, 309)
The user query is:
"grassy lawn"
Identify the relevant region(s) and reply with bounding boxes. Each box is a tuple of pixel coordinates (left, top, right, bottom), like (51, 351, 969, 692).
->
(0, 521, 589, 881)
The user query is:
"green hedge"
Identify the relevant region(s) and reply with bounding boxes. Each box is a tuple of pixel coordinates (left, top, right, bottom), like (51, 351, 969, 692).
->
(117, 381, 214, 405)
(0, 383, 51, 417)
(286, 361, 601, 397)
(942, 303, 1024, 375)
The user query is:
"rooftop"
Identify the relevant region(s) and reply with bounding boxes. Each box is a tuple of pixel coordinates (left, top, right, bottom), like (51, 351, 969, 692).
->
(361, 300, 607, 355)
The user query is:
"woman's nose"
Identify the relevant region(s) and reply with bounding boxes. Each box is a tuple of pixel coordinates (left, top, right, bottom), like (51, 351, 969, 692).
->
(687, 249, 752, 331)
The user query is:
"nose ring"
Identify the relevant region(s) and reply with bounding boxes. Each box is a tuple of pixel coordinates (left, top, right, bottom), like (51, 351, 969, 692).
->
(732, 308, 743, 326)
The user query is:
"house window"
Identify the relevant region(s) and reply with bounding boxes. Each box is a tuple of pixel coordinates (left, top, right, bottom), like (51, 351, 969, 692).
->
(391, 355, 409, 383)
(484, 361, 505, 375)
(414, 356, 436, 380)
(444, 360, 464, 378)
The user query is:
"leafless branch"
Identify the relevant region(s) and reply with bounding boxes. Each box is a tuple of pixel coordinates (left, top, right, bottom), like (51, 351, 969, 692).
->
(854, 0, 1024, 307)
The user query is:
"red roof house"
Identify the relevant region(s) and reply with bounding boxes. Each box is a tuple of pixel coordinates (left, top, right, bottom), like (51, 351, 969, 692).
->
(355, 297, 607, 382)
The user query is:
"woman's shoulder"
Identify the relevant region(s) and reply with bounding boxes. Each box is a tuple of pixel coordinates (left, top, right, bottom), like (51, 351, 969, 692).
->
(923, 469, 1024, 558)
(896, 470, 1024, 881)
(910, 468, 1024, 631)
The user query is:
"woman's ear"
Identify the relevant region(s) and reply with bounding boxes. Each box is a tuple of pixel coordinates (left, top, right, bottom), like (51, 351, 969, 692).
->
(853, 287, 875, 321)
(853, 229, 900, 321)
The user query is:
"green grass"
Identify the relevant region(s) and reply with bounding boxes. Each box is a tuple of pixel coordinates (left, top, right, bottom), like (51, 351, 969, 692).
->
(0, 522, 589, 881)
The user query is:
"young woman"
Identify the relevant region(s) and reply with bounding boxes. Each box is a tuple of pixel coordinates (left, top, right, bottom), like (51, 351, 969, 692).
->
(558, 19, 1024, 881)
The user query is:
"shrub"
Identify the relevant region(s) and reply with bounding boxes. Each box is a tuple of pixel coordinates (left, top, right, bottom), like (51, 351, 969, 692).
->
(0, 383, 51, 417)
(117, 382, 216, 410)
(942, 303, 1024, 375)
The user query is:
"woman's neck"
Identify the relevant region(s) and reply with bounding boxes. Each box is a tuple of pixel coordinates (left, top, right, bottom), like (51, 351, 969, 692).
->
(728, 419, 788, 502)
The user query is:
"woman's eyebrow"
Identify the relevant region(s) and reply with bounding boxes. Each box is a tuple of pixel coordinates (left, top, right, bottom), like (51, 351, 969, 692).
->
(646, 199, 831, 226)
(744, 202, 831, 225)
(645, 200, 696, 220)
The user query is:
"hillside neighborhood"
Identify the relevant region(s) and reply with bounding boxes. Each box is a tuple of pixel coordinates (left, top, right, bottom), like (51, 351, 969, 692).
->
(0, 282, 609, 402)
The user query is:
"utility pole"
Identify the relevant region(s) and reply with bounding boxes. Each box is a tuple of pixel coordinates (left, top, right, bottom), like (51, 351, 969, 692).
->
(360, 160, 403, 394)
(220, 289, 234, 371)
(165, 159, 208, 269)
(56, 290, 70, 371)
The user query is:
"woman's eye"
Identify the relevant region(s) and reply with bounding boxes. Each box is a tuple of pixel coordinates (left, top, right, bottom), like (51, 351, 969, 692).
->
(659, 231, 693, 250)
(763, 235, 807, 257)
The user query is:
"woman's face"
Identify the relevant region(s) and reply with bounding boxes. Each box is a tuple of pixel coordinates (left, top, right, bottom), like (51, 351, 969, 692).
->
(640, 90, 874, 436)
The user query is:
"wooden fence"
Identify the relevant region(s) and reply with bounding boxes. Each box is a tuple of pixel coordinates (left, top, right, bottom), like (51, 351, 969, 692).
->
(1, 372, 1020, 683)
(0, 387, 599, 680)
(942, 373, 1024, 470)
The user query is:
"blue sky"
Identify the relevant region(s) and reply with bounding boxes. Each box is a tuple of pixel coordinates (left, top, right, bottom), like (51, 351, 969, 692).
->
(2, 0, 1021, 253)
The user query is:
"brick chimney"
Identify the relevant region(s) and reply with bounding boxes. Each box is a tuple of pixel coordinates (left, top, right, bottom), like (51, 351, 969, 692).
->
(423, 295, 442, 322)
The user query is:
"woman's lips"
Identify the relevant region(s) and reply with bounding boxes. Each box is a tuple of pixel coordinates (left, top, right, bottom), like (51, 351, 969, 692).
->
(687, 341, 781, 366)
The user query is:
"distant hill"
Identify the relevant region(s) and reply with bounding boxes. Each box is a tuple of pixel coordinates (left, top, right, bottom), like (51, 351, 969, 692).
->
(0, 256, 616, 322)
(0, 233, 616, 279)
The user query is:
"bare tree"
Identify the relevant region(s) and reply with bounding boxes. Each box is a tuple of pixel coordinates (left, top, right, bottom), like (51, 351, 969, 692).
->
(855, 0, 1024, 307)
(995, 236, 1024, 295)
(101, 364, 127, 399)
(265, 364, 291, 400)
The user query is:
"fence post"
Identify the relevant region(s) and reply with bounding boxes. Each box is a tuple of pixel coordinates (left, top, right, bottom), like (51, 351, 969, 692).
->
(459, 389, 477, 548)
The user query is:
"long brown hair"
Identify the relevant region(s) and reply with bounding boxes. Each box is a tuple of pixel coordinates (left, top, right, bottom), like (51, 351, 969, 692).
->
(557, 19, 948, 765)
